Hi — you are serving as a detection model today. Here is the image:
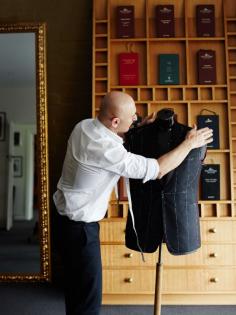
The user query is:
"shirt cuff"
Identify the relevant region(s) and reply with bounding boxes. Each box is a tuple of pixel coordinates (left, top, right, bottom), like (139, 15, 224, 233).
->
(143, 158, 159, 183)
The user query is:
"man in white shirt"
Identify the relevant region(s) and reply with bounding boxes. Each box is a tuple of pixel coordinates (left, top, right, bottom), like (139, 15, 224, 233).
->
(54, 91, 213, 315)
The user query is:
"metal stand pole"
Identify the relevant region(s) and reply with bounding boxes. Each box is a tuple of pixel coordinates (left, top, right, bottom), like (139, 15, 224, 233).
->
(153, 242, 163, 315)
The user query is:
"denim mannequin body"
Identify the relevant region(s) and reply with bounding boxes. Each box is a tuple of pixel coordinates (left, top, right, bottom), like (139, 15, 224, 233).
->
(125, 116, 206, 255)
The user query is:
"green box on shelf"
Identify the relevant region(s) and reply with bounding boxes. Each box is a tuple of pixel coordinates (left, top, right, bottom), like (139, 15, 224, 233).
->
(159, 54, 179, 85)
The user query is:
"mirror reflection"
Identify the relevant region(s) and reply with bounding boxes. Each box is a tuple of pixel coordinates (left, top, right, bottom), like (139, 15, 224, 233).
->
(0, 26, 49, 278)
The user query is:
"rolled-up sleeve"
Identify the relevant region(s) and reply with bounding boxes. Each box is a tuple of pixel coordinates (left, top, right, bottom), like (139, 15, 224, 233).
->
(103, 145, 159, 182)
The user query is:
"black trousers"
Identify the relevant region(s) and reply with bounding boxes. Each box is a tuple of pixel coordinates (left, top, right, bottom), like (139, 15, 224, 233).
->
(61, 216, 102, 315)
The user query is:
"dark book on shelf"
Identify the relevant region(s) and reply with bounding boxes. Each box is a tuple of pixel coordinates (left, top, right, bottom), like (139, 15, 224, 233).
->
(117, 6, 135, 38)
(196, 5, 215, 37)
(159, 54, 179, 84)
(197, 114, 219, 149)
(119, 52, 139, 85)
(156, 5, 175, 37)
(197, 49, 216, 84)
(201, 164, 220, 200)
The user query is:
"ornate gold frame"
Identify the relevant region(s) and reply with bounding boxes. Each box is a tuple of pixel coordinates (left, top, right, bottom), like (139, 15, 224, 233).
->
(0, 23, 51, 282)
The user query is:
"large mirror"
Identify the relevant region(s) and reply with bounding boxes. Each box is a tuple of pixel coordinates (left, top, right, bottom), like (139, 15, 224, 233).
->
(0, 23, 50, 281)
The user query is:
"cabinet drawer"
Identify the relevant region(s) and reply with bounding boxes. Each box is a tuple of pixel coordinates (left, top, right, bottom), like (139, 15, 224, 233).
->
(101, 243, 236, 267)
(163, 244, 236, 266)
(100, 220, 126, 243)
(201, 220, 236, 242)
(101, 245, 156, 267)
(103, 270, 155, 294)
(162, 268, 236, 292)
(103, 268, 236, 294)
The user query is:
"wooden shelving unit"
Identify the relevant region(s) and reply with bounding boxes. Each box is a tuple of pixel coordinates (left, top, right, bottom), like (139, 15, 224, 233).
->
(93, 0, 236, 305)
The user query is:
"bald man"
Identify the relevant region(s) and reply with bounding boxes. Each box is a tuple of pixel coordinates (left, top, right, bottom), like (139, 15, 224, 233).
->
(53, 91, 213, 315)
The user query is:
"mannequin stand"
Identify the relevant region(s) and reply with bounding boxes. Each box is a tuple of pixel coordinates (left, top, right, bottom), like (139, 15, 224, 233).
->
(154, 242, 163, 315)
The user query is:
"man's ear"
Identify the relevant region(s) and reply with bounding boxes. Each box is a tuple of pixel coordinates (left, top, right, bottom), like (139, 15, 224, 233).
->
(111, 117, 120, 129)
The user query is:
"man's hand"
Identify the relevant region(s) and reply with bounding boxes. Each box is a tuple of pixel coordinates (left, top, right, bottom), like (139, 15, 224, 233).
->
(185, 124, 213, 150)
(156, 124, 213, 179)
(137, 112, 157, 127)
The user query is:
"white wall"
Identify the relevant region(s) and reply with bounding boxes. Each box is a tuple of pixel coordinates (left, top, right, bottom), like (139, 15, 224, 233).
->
(0, 86, 36, 228)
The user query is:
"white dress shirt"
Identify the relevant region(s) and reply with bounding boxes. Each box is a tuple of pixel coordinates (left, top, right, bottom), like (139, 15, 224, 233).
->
(53, 118, 159, 222)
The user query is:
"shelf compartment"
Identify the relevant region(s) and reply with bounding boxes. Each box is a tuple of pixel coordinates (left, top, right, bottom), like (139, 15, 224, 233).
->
(170, 87, 183, 101)
(107, 203, 124, 218)
(109, 0, 146, 39)
(230, 79, 236, 91)
(199, 87, 213, 100)
(231, 95, 236, 106)
(154, 87, 168, 101)
(95, 51, 107, 63)
(228, 20, 236, 31)
(139, 88, 153, 101)
(201, 204, 217, 218)
(228, 35, 236, 47)
(135, 102, 148, 118)
(228, 50, 236, 62)
(184, 87, 198, 100)
(233, 154, 236, 167)
(95, 37, 108, 49)
(149, 102, 188, 125)
(148, 41, 186, 85)
(124, 88, 138, 101)
(95, 95, 104, 110)
(95, 65, 108, 78)
(188, 41, 226, 85)
(110, 42, 147, 86)
(95, 22, 108, 35)
(95, 81, 107, 93)
(200, 203, 233, 218)
(187, 0, 224, 38)
(190, 103, 229, 150)
(94, 0, 107, 20)
(203, 152, 231, 201)
(233, 139, 236, 153)
(233, 169, 236, 184)
(148, 0, 185, 38)
(232, 125, 236, 138)
(214, 86, 227, 100)
(217, 204, 232, 217)
(229, 64, 236, 76)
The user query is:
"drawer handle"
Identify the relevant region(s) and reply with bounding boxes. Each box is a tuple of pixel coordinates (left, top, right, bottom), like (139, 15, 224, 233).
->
(124, 253, 133, 258)
(209, 252, 218, 258)
(209, 228, 217, 233)
(124, 277, 133, 283)
(210, 277, 219, 283)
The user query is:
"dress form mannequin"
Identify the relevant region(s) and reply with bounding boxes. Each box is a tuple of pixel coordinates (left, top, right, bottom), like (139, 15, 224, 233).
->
(125, 109, 205, 315)
(155, 108, 175, 131)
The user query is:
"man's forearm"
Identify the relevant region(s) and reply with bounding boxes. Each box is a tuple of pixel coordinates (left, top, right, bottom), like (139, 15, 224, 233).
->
(156, 138, 193, 179)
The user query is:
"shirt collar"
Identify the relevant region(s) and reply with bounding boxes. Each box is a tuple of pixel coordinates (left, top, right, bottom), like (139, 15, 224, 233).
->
(94, 118, 123, 144)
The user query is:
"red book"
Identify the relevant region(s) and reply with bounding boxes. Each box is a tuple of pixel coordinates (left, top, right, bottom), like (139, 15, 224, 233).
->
(117, 6, 135, 38)
(119, 52, 139, 85)
(156, 5, 175, 38)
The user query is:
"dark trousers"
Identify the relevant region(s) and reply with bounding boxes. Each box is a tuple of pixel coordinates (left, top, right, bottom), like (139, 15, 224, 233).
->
(61, 216, 102, 315)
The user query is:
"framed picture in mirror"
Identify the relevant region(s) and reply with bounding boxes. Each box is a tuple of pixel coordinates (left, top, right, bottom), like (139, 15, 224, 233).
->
(13, 156, 23, 177)
(0, 112, 6, 141)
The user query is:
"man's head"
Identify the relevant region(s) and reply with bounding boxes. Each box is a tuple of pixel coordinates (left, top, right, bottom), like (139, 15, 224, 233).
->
(98, 91, 137, 133)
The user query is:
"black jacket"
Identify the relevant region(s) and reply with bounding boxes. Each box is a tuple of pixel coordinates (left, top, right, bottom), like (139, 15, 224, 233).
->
(125, 120, 206, 255)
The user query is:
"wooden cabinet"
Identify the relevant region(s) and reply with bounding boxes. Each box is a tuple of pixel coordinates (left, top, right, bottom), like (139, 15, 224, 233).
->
(93, 0, 236, 305)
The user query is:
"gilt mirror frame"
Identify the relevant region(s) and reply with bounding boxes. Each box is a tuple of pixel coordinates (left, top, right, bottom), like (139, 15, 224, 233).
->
(0, 22, 51, 282)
